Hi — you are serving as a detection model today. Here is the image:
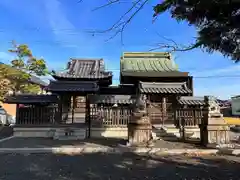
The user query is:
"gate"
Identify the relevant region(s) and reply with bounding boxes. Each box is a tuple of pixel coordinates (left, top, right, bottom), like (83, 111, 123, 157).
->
(85, 94, 135, 138)
(89, 104, 132, 127)
(65, 96, 86, 124)
(147, 96, 174, 125)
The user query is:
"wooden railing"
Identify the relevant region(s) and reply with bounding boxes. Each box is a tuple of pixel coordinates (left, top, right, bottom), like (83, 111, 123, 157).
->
(16, 104, 58, 125)
(90, 105, 132, 127)
(176, 108, 204, 127)
(147, 102, 174, 125)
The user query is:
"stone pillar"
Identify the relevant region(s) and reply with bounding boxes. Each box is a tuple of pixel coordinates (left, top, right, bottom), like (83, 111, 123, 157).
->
(128, 94, 153, 147)
(200, 96, 230, 147)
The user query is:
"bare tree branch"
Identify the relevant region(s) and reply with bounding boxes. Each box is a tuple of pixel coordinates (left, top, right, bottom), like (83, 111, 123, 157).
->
(92, 0, 122, 11)
(149, 33, 200, 52)
(87, 0, 150, 44)
(84, 0, 201, 51)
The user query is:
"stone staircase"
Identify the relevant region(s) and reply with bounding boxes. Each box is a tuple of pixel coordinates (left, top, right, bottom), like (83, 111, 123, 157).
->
(53, 128, 86, 140)
(151, 125, 200, 141)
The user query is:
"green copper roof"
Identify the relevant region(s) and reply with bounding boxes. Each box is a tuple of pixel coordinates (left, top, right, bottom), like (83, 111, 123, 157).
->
(121, 52, 178, 74)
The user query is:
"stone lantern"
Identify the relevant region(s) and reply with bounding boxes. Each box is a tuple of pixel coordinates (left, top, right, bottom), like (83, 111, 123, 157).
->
(127, 94, 153, 147)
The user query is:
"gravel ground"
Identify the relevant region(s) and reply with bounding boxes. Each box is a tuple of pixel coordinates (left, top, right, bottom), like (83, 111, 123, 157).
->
(0, 153, 239, 180)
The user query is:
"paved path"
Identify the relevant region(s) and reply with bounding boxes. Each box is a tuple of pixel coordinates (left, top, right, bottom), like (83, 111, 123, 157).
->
(0, 153, 239, 180)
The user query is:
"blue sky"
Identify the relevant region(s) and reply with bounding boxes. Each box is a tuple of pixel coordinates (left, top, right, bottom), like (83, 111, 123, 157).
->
(0, 0, 239, 99)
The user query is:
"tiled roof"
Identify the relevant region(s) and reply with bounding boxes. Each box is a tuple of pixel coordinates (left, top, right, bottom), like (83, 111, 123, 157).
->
(53, 59, 112, 79)
(47, 80, 99, 92)
(88, 95, 135, 104)
(120, 52, 188, 77)
(177, 96, 205, 105)
(3, 94, 59, 104)
(139, 82, 192, 94)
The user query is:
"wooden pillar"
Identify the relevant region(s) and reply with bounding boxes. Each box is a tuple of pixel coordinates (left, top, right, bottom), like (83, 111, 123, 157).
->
(61, 94, 71, 124)
(162, 97, 166, 125)
(72, 95, 76, 124)
(173, 96, 179, 127)
(16, 103, 20, 125)
(58, 95, 63, 124)
(187, 76, 193, 96)
(85, 95, 91, 138)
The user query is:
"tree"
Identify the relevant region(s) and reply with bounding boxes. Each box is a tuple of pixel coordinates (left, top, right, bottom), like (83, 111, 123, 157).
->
(0, 64, 14, 101)
(7, 41, 48, 94)
(9, 41, 48, 76)
(153, 0, 240, 62)
(0, 42, 49, 100)
(87, 0, 240, 62)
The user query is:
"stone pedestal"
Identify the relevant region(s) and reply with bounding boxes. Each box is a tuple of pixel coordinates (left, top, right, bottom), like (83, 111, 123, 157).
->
(200, 115, 230, 147)
(128, 111, 153, 146)
(207, 121, 230, 144)
(200, 96, 231, 147)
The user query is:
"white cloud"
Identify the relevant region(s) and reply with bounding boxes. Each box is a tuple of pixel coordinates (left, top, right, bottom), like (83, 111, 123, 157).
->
(192, 64, 240, 77)
(44, 0, 91, 50)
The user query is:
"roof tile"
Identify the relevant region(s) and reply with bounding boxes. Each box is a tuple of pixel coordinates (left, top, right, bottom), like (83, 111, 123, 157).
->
(47, 81, 99, 92)
(178, 96, 205, 105)
(88, 95, 135, 104)
(53, 59, 112, 79)
(121, 52, 178, 72)
(139, 82, 192, 94)
(120, 52, 189, 77)
(3, 94, 59, 104)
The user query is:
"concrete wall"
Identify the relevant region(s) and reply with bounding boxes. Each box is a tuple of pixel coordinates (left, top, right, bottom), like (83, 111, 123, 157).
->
(14, 127, 55, 137)
(89, 127, 128, 139)
(13, 127, 128, 139)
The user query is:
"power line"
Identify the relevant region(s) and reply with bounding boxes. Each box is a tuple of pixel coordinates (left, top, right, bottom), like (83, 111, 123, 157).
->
(0, 39, 156, 48)
(1, 62, 239, 79)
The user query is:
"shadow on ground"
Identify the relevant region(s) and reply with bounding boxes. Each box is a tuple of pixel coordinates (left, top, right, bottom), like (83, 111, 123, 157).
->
(0, 126, 13, 139)
(0, 136, 206, 149)
(0, 152, 239, 180)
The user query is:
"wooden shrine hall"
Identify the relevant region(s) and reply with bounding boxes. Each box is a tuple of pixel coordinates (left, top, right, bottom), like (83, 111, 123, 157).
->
(4, 52, 204, 139)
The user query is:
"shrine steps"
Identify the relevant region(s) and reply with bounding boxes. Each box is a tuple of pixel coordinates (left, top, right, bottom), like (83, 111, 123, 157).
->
(152, 125, 200, 140)
(53, 128, 86, 140)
